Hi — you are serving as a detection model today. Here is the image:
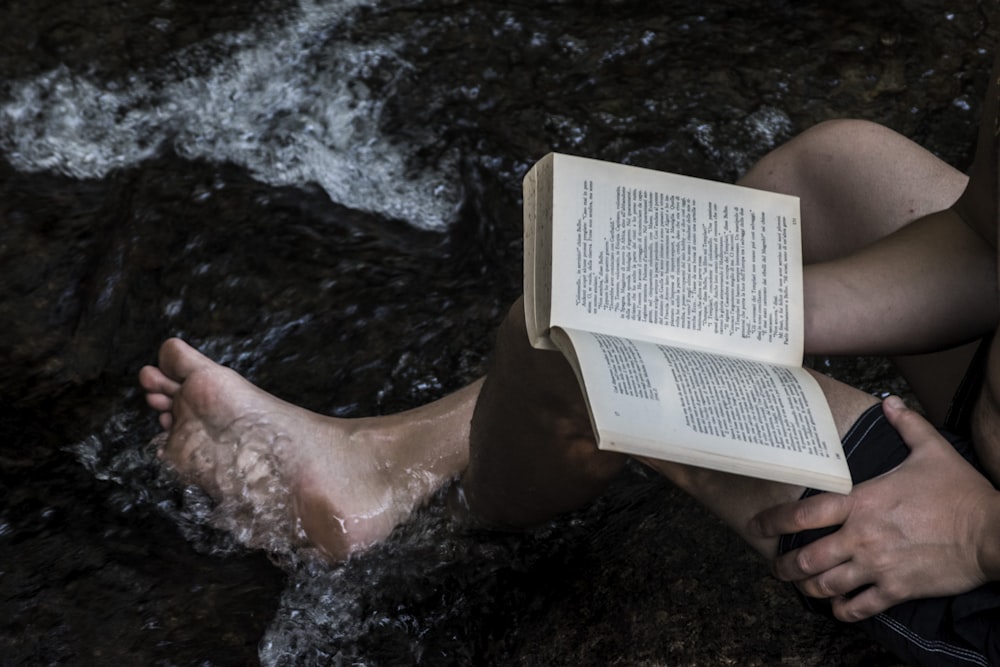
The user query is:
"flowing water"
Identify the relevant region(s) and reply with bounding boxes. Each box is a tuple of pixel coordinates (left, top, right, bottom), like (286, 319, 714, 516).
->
(1, 0, 996, 664)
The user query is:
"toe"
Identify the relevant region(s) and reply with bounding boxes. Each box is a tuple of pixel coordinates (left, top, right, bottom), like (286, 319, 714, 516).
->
(139, 364, 180, 395)
(159, 411, 174, 431)
(159, 338, 216, 380)
(145, 391, 173, 412)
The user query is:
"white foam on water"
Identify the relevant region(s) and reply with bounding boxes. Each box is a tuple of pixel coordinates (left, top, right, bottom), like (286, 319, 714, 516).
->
(0, 0, 462, 231)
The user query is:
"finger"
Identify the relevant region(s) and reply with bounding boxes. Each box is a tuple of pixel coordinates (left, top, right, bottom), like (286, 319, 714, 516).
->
(830, 584, 897, 623)
(792, 561, 870, 600)
(751, 492, 854, 538)
(880, 395, 940, 454)
(772, 537, 852, 583)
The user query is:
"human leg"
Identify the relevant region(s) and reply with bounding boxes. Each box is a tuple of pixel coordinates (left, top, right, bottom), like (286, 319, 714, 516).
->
(139, 338, 477, 561)
(457, 297, 913, 572)
(460, 298, 628, 526)
(138, 294, 632, 557)
(138, 298, 876, 561)
(638, 372, 879, 558)
(463, 286, 1000, 637)
(742, 118, 997, 419)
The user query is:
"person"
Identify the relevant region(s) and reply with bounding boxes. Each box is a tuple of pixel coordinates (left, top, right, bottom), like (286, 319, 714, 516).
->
(139, 57, 1000, 665)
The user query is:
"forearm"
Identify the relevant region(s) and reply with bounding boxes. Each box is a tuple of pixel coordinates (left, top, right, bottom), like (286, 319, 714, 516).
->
(804, 208, 998, 356)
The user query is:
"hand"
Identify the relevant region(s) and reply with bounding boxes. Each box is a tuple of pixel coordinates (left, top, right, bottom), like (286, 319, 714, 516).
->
(750, 396, 1000, 622)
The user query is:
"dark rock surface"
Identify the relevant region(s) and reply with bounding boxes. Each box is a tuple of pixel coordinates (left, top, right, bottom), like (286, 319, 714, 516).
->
(1, 1, 995, 664)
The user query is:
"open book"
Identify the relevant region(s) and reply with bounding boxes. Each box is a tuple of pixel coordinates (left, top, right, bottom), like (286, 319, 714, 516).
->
(523, 153, 850, 494)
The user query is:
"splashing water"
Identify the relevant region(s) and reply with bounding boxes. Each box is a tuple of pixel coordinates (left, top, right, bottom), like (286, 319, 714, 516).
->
(70, 403, 609, 666)
(0, 0, 462, 230)
(6, 0, 991, 663)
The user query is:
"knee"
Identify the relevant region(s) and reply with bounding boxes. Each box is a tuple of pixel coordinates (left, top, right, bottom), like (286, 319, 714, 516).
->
(796, 118, 886, 144)
(490, 296, 581, 397)
(491, 297, 544, 383)
(741, 119, 887, 193)
(493, 297, 531, 361)
(790, 119, 895, 166)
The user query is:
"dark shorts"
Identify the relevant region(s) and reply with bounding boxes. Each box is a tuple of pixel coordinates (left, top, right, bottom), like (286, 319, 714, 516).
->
(779, 344, 1000, 666)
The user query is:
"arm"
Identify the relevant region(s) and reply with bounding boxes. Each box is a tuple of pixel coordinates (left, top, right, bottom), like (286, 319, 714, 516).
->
(751, 397, 1000, 622)
(806, 52, 1000, 358)
(804, 209, 997, 357)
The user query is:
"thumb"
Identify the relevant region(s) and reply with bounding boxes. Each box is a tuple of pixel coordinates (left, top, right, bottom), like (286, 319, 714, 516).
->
(881, 395, 938, 454)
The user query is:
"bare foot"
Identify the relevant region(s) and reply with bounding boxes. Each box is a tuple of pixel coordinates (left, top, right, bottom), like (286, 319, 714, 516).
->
(138, 338, 471, 561)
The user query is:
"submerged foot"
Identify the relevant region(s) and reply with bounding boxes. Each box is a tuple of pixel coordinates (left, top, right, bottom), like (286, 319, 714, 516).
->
(138, 338, 450, 561)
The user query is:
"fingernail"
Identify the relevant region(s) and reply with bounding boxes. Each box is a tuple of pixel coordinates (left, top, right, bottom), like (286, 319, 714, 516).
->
(883, 395, 905, 410)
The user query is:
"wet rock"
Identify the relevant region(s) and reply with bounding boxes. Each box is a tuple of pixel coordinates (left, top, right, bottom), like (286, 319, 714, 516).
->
(0, 0, 995, 664)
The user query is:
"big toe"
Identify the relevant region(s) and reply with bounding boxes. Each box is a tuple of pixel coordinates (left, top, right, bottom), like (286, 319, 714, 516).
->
(158, 338, 216, 381)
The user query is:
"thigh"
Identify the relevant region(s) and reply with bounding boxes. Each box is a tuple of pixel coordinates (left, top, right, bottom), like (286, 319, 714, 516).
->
(643, 370, 879, 559)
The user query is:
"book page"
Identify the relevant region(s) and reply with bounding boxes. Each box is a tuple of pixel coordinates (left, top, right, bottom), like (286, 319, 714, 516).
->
(523, 153, 557, 349)
(547, 154, 803, 366)
(551, 326, 850, 493)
